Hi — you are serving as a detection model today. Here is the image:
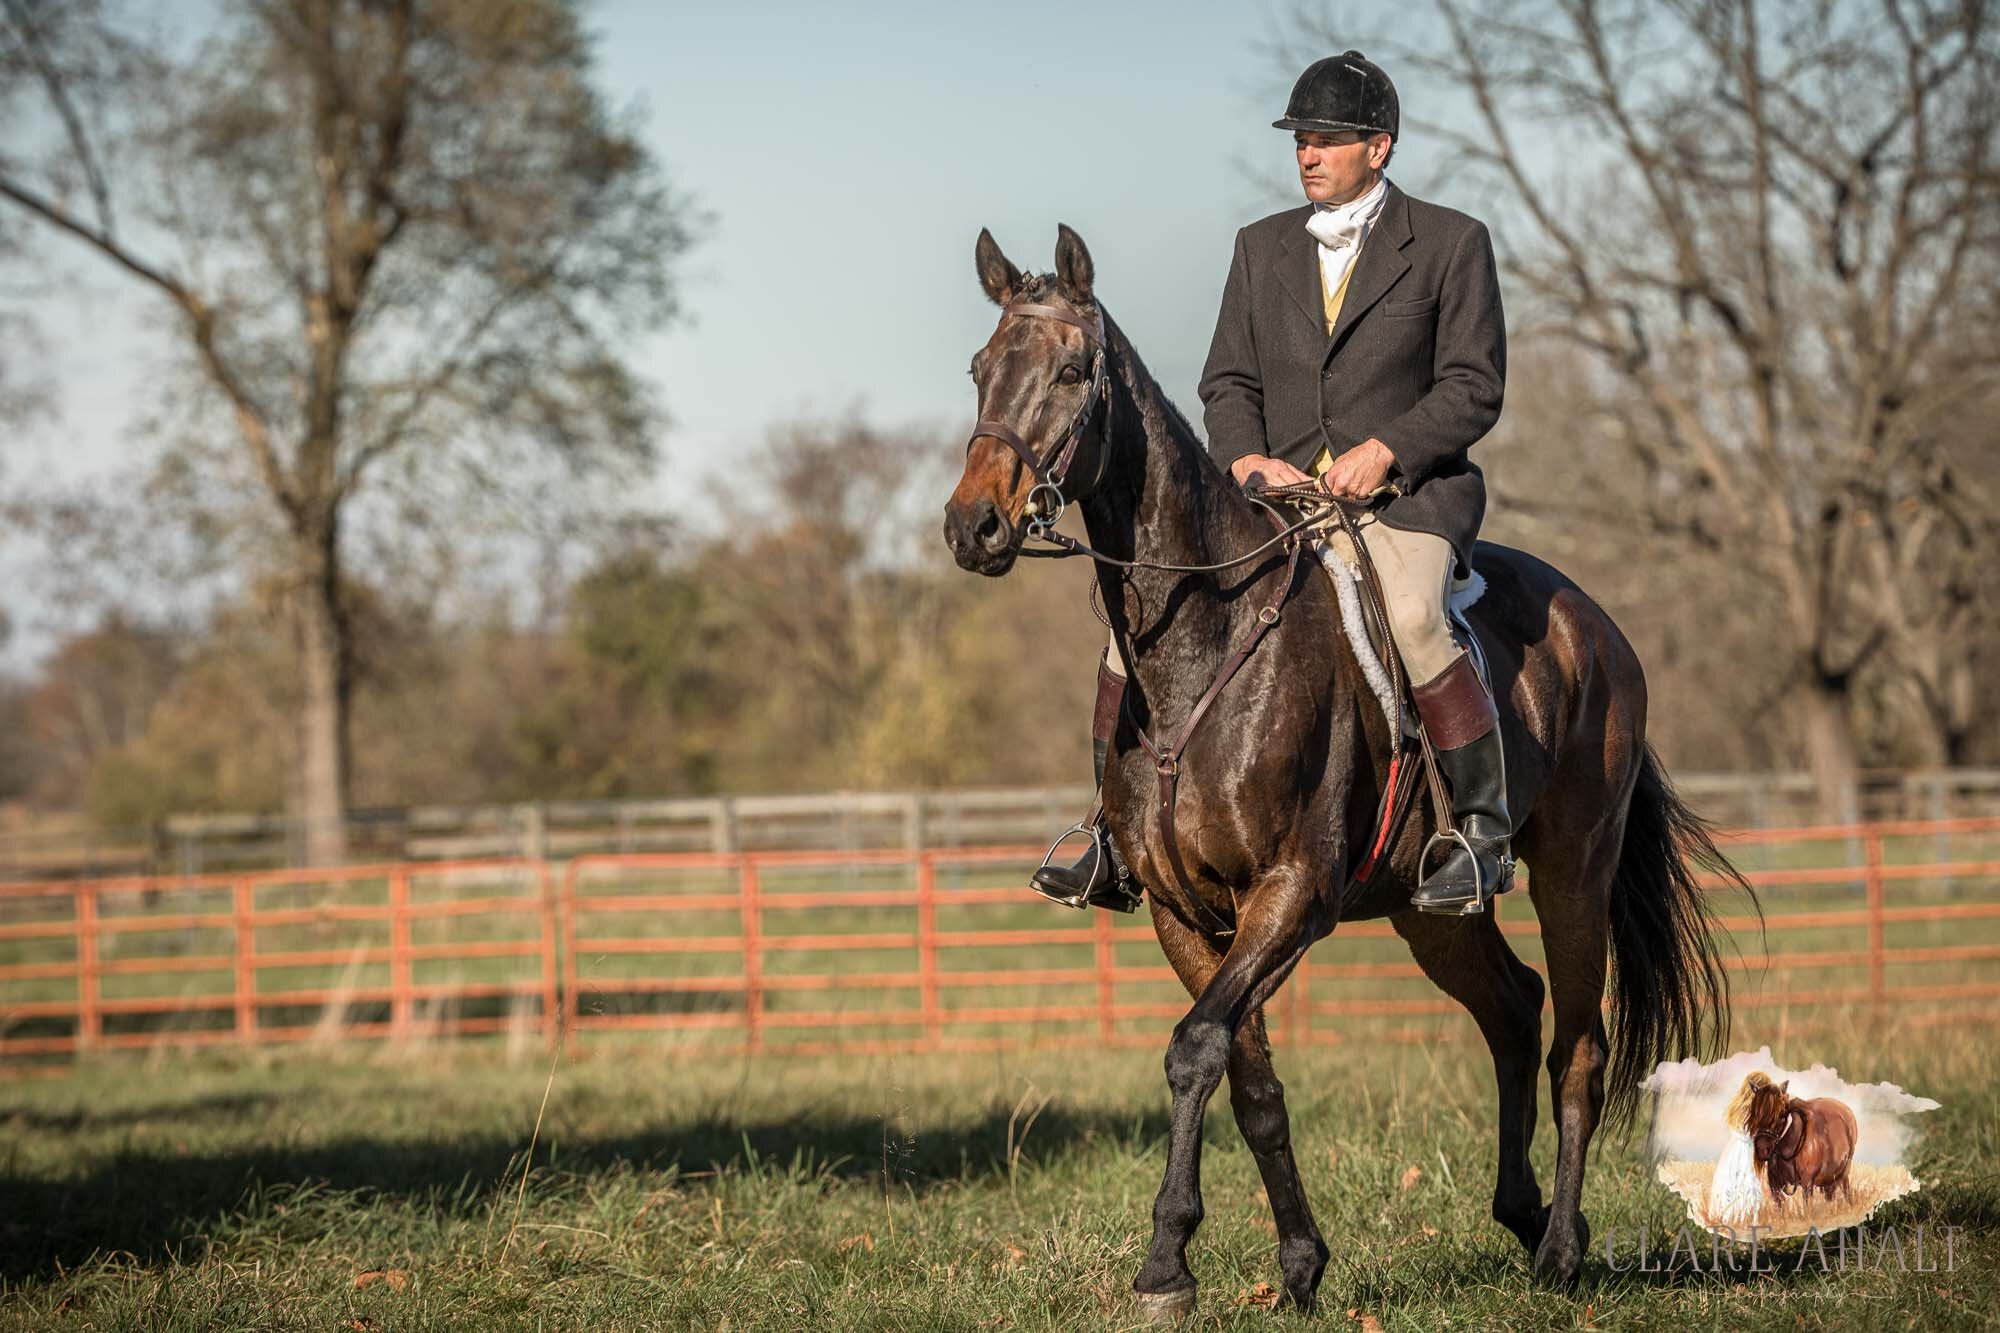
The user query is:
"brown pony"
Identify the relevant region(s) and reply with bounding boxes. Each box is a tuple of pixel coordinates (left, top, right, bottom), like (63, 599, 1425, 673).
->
(1733, 1072, 1858, 1206)
(942, 226, 1754, 1317)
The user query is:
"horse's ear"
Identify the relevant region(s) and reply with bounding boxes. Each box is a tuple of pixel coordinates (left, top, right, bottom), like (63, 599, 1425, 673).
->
(1054, 223, 1095, 304)
(976, 228, 1022, 307)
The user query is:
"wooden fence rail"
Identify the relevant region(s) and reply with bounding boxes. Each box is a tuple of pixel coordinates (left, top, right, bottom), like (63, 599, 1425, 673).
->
(4, 820, 1999, 1070)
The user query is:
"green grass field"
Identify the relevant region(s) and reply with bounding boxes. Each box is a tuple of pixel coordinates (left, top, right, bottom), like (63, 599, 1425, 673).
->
(1, 1004, 1994, 1331)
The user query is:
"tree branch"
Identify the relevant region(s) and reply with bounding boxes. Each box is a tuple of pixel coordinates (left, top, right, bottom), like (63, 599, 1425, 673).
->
(0, 174, 298, 521)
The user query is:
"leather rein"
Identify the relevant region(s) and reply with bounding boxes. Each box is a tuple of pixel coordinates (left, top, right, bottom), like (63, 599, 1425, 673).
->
(965, 302, 1423, 940)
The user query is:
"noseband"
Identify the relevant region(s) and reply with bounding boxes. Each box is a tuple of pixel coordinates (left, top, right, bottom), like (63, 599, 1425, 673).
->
(964, 301, 1112, 538)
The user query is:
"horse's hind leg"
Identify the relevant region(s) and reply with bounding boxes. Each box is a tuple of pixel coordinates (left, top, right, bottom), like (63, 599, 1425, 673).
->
(1227, 1009, 1329, 1309)
(1393, 909, 1549, 1254)
(1529, 838, 1618, 1288)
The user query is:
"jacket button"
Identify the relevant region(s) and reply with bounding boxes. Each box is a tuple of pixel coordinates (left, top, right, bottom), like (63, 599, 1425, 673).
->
(1321, 369, 1332, 380)
(1321, 415, 1333, 426)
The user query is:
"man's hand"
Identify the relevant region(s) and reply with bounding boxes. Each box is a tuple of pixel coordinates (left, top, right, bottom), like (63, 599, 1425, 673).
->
(1229, 453, 1315, 491)
(1319, 438, 1397, 500)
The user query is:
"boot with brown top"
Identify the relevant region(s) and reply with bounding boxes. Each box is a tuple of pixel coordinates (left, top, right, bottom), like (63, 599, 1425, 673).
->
(1409, 651, 1515, 914)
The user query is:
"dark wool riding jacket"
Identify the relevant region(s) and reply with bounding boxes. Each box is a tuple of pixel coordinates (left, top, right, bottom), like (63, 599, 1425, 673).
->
(1198, 182, 1505, 573)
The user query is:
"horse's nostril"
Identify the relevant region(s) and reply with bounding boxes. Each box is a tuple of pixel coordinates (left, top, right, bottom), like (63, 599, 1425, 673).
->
(976, 510, 1001, 542)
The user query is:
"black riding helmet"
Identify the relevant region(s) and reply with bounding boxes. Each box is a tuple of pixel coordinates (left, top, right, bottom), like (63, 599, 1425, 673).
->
(1273, 50, 1399, 140)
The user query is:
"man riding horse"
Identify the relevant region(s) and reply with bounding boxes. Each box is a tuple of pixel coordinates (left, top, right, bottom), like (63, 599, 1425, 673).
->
(1033, 51, 1514, 918)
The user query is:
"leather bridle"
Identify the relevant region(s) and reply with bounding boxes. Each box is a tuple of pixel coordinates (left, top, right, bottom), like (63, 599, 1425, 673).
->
(964, 301, 1112, 539)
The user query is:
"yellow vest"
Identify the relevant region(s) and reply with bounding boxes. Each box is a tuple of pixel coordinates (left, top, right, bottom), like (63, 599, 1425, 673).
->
(1310, 257, 1359, 477)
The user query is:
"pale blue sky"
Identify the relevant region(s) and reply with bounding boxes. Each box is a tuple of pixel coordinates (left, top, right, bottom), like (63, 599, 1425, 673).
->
(8, 1, 1493, 664)
(613, 0, 1307, 465)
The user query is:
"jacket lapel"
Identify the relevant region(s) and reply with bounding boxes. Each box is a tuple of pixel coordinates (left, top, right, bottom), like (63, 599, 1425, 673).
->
(1275, 207, 1327, 336)
(1326, 183, 1414, 354)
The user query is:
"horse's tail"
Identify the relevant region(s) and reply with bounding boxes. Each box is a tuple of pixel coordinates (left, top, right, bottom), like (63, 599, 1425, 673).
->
(1603, 743, 1760, 1131)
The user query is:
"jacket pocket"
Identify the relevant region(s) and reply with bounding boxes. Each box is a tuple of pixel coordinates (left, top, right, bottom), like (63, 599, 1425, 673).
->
(1379, 295, 1439, 318)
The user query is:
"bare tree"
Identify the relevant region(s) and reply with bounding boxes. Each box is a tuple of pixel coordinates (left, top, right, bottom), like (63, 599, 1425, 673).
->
(1, 0, 691, 859)
(1291, 0, 2000, 805)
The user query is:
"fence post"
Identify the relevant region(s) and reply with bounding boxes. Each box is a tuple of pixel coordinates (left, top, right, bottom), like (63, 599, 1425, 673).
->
(740, 858, 764, 1052)
(916, 856, 941, 1045)
(233, 879, 256, 1043)
(561, 860, 583, 1051)
(1094, 906, 1115, 1044)
(518, 803, 548, 862)
(75, 886, 99, 1053)
(539, 863, 561, 1050)
(388, 868, 413, 1036)
(1864, 831, 1886, 1002)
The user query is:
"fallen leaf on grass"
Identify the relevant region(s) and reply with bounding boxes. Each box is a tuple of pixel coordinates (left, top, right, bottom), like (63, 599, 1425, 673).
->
(348, 1320, 377, 1332)
(837, 1233, 875, 1254)
(1346, 1309, 1385, 1333)
(988, 1242, 1029, 1273)
(1237, 1282, 1281, 1309)
(352, 1270, 408, 1291)
(1398, 1164, 1423, 1192)
(1421, 1224, 1438, 1237)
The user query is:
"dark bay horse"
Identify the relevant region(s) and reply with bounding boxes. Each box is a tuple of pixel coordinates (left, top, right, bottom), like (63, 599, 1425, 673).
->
(942, 226, 1750, 1318)
(1736, 1072, 1859, 1206)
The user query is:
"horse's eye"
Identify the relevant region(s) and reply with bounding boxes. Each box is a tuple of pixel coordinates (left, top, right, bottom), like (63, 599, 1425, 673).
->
(1058, 365, 1082, 385)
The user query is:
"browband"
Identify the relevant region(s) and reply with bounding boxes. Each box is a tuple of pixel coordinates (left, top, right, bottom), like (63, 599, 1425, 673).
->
(1000, 301, 1104, 344)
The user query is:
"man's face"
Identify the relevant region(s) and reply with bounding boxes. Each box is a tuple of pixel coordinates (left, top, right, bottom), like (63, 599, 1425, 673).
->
(1295, 130, 1391, 205)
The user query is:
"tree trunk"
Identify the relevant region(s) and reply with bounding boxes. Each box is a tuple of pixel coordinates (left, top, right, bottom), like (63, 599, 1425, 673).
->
(292, 526, 352, 866)
(1798, 672, 1861, 826)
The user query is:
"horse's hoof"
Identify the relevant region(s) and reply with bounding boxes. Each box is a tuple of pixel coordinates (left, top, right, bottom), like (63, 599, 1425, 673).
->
(1134, 1287, 1198, 1324)
(1497, 1200, 1551, 1255)
(1533, 1221, 1586, 1289)
(1533, 1247, 1580, 1290)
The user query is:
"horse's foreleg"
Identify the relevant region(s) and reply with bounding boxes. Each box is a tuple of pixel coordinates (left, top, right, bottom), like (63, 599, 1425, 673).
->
(1227, 1011, 1329, 1310)
(1134, 871, 1314, 1322)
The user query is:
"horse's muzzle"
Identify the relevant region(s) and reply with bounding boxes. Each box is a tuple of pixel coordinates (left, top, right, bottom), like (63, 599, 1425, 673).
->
(942, 495, 1020, 575)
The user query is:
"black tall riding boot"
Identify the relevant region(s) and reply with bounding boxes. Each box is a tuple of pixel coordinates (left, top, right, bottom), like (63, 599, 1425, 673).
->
(1409, 653, 1515, 914)
(1029, 655, 1142, 912)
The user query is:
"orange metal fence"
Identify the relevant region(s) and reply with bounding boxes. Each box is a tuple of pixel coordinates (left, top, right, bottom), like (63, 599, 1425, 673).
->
(3, 819, 1999, 1069)
(0, 860, 555, 1061)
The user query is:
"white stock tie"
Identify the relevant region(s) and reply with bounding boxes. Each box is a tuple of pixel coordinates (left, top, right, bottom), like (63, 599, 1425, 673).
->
(1305, 206, 1368, 255)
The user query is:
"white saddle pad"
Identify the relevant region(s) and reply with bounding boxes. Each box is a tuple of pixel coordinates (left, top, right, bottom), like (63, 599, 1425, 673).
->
(1313, 535, 1487, 736)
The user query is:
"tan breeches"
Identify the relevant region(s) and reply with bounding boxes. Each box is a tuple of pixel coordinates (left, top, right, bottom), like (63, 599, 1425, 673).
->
(1102, 511, 1466, 687)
